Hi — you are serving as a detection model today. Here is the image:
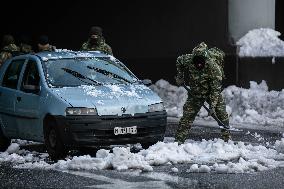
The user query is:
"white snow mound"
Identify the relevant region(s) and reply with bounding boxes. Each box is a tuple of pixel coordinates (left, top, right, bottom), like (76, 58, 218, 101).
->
(150, 79, 284, 127)
(237, 28, 284, 57)
(2, 138, 284, 174)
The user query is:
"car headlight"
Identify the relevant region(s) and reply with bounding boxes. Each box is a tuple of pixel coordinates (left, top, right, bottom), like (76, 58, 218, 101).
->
(148, 102, 165, 112)
(66, 107, 98, 115)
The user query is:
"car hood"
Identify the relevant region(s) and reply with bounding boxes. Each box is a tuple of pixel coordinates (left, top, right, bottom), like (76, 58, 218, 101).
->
(50, 84, 162, 116)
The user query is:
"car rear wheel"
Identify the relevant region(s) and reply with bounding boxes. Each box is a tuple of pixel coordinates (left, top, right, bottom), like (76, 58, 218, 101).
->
(0, 127, 11, 152)
(44, 120, 67, 160)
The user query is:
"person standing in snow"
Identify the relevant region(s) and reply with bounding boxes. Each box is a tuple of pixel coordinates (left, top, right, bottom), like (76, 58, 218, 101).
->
(175, 42, 231, 143)
(19, 35, 33, 54)
(37, 35, 56, 52)
(81, 26, 113, 55)
(0, 34, 20, 67)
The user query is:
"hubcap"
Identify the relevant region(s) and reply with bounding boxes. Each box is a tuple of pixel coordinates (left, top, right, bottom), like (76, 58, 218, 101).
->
(49, 129, 57, 148)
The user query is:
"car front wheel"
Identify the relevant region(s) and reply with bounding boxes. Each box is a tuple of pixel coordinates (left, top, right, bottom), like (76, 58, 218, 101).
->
(44, 120, 67, 160)
(141, 136, 164, 149)
(0, 128, 11, 152)
(141, 142, 158, 149)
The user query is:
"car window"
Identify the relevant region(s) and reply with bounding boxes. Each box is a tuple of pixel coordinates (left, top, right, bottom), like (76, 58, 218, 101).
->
(20, 60, 40, 93)
(2, 59, 25, 89)
(43, 57, 138, 87)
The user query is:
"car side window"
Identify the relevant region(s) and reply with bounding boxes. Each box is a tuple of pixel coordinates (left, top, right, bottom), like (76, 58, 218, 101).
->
(2, 59, 25, 89)
(21, 60, 40, 93)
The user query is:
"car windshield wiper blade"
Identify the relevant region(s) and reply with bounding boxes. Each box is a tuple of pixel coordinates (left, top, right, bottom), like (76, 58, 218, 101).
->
(87, 66, 133, 84)
(61, 67, 102, 85)
(96, 57, 126, 70)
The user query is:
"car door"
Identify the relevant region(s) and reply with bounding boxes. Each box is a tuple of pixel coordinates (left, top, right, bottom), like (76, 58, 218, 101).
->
(15, 59, 41, 140)
(0, 59, 26, 138)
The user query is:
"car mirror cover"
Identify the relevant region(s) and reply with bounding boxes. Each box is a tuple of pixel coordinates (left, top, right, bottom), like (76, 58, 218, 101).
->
(142, 79, 152, 86)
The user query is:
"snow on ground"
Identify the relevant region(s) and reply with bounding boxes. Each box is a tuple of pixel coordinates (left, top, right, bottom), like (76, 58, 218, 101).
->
(150, 79, 284, 127)
(1, 138, 284, 174)
(150, 80, 187, 118)
(237, 28, 284, 57)
(1, 79, 284, 174)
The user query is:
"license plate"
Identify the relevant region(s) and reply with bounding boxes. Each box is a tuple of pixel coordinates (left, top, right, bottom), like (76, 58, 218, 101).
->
(114, 126, 137, 135)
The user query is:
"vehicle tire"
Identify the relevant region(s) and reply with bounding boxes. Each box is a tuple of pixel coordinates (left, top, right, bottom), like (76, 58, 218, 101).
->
(141, 141, 157, 149)
(44, 120, 68, 160)
(0, 127, 11, 152)
(141, 136, 164, 149)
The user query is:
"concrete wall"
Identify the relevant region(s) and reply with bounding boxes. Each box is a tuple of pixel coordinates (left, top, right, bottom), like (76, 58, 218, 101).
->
(229, 0, 275, 42)
(237, 57, 284, 90)
(276, 0, 284, 40)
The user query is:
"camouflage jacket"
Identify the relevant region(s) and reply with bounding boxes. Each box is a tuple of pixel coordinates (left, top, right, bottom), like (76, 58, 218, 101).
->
(20, 43, 33, 54)
(38, 44, 56, 52)
(176, 42, 224, 109)
(0, 44, 20, 66)
(81, 37, 113, 55)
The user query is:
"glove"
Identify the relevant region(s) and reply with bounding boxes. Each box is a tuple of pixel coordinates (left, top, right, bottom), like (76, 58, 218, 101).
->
(208, 107, 215, 116)
(175, 76, 184, 86)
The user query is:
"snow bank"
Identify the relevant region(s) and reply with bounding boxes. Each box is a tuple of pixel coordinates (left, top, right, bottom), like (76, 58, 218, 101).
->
(149, 80, 187, 117)
(224, 80, 284, 126)
(237, 28, 284, 57)
(151, 79, 284, 127)
(2, 138, 284, 174)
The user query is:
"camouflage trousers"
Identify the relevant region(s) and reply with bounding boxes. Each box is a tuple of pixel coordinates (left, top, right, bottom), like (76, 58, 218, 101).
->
(175, 94, 230, 143)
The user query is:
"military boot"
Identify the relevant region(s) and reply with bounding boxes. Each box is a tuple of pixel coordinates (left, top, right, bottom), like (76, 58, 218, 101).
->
(221, 129, 232, 142)
(175, 123, 191, 145)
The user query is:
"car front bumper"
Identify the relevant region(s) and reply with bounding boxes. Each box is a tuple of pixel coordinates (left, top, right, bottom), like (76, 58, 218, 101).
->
(54, 111, 167, 147)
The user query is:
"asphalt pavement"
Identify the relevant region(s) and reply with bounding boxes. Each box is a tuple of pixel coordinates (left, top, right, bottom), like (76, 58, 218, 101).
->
(0, 120, 284, 189)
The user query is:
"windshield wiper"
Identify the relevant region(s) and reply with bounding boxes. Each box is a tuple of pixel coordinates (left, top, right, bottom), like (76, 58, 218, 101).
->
(87, 66, 133, 84)
(61, 67, 102, 86)
(96, 57, 137, 79)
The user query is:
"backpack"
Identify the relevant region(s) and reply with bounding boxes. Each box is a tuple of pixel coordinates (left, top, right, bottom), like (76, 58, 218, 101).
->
(208, 47, 225, 79)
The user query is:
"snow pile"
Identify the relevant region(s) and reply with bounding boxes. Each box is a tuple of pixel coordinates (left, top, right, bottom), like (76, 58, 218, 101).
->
(224, 80, 284, 126)
(237, 28, 284, 57)
(150, 79, 284, 127)
(2, 138, 284, 174)
(150, 80, 187, 117)
(171, 167, 179, 173)
(275, 137, 284, 153)
(54, 148, 153, 172)
(6, 143, 20, 154)
(187, 164, 211, 173)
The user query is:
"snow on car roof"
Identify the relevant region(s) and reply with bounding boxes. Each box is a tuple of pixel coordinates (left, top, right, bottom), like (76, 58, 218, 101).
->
(36, 50, 115, 61)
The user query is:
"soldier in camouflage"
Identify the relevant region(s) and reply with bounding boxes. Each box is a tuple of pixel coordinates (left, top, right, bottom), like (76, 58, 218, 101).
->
(0, 35, 20, 67)
(81, 26, 113, 55)
(19, 35, 33, 54)
(37, 35, 56, 52)
(175, 42, 231, 143)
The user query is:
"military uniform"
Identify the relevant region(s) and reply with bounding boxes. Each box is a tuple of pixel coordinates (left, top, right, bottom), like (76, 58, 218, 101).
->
(20, 43, 33, 54)
(175, 42, 230, 143)
(81, 37, 113, 55)
(38, 44, 56, 52)
(81, 26, 113, 55)
(0, 44, 20, 67)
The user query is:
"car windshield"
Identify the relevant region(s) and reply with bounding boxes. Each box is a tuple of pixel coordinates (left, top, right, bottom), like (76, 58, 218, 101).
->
(43, 57, 138, 87)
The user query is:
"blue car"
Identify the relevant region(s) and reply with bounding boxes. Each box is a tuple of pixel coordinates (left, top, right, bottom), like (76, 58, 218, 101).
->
(0, 51, 167, 159)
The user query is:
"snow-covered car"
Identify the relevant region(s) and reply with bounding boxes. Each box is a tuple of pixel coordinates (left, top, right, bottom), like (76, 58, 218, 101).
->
(0, 51, 167, 159)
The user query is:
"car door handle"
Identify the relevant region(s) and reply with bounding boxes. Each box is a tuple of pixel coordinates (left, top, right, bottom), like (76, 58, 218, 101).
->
(17, 96, 22, 102)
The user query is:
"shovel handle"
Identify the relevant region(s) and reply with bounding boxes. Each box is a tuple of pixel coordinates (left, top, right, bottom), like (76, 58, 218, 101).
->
(183, 84, 229, 129)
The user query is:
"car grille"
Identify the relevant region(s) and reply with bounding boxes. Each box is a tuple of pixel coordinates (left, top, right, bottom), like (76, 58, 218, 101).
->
(64, 112, 166, 143)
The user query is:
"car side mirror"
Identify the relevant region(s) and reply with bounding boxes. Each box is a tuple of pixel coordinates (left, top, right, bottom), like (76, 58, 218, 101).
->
(23, 85, 41, 94)
(142, 79, 152, 86)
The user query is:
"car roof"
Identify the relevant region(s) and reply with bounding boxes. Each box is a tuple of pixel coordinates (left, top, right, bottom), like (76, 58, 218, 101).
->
(34, 50, 114, 61)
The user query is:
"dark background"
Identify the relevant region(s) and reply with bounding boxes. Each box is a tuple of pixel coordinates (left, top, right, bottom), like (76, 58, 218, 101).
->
(1, 0, 284, 86)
